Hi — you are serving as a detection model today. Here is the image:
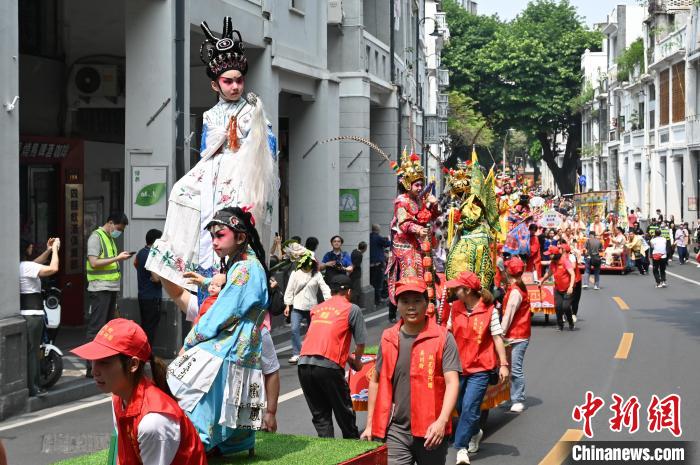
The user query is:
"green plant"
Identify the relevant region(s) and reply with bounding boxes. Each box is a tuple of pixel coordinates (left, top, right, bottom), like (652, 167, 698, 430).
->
(617, 38, 644, 82)
(570, 82, 595, 113)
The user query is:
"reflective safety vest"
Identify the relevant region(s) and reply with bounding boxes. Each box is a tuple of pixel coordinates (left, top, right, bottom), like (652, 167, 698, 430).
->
(300, 295, 353, 368)
(86, 228, 121, 282)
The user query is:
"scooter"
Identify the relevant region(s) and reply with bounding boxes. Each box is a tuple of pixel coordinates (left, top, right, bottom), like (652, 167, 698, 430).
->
(39, 285, 64, 389)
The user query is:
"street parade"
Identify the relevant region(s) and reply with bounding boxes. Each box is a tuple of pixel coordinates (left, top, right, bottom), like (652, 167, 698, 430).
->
(2, 1, 699, 465)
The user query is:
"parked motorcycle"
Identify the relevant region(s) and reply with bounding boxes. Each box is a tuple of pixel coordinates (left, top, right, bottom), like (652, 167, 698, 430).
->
(39, 284, 64, 389)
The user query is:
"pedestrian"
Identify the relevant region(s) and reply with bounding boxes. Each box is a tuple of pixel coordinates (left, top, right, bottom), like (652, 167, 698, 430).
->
(298, 275, 367, 439)
(361, 277, 460, 465)
(284, 251, 331, 364)
(305, 236, 320, 254)
(674, 224, 689, 264)
(500, 258, 531, 415)
(625, 230, 647, 275)
(369, 224, 391, 306)
(434, 233, 447, 274)
(650, 229, 668, 288)
(526, 223, 541, 279)
(85, 212, 133, 378)
(539, 246, 576, 331)
(444, 271, 509, 464)
(582, 231, 603, 290)
(19, 237, 60, 396)
(350, 242, 367, 306)
(133, 229, 163, 347)
(561, 243, 583, 322)
(320, 235, 353, 282)
(71, 318, 207, 465)
(660, 222, 672, 263)
(627, 208, 637, 232)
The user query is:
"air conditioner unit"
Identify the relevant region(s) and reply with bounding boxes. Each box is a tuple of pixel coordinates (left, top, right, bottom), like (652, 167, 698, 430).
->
(70, 65, 120, 97)
(328, 0, 343, 25)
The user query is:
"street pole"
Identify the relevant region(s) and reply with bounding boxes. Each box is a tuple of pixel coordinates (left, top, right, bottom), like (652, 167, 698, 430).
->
(503, 130, 508, 175)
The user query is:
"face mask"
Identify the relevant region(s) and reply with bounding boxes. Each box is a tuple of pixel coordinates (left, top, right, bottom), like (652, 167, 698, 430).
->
(111, 230, 122, 239)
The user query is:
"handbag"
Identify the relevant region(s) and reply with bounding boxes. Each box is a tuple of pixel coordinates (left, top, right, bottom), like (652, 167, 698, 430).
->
(488, 368, 500, 385)
(652, 253, 663, 261)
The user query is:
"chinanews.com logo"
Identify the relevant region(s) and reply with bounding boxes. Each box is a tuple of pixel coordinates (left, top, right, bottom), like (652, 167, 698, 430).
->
(564, 391, 695, 464)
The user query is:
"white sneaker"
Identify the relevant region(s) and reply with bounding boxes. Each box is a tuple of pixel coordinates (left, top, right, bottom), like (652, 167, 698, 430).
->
(656, 283, 662, 288)
(467, 429, 483, 454)
(572, 315, 578, 323)
(582, 284, 588, 289)
(509, 402, 525, 413)
(594, 285, 600, 290)
(456, 448, 471, 465)
(661, 281, 667, 288)
(288, 355, 300, 364)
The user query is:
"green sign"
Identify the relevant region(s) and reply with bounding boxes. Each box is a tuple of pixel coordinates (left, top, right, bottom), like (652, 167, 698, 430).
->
(339, 189, 360, 222)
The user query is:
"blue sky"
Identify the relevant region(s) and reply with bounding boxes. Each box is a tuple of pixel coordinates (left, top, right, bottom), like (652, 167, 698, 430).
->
(477, 0, 637, 26)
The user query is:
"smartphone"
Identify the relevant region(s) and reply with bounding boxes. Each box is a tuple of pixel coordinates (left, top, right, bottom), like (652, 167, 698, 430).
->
(128, 251, 137, 256)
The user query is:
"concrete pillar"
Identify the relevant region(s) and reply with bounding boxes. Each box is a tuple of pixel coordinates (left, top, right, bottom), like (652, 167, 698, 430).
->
(0, 0, 28, 420)
(370, 104, 399, 236)
(667, 154, 683, 220)
(288, 79, 341, 252)
(120, 0, 183, 357)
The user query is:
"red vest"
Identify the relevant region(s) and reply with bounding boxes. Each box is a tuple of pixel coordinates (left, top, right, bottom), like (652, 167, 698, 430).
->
(372, 318, 450, 439)
(503, 284, 531, 340)
(113, 377, 207, 465)
(451, 299, 498, 375)
(569, 253, 582, 283)
(300, 295, 353, 367)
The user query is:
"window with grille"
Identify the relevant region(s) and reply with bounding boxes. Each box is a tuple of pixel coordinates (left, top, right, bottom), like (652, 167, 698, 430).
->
(660, 69, 670, 126)
(671, 62, 685, 123)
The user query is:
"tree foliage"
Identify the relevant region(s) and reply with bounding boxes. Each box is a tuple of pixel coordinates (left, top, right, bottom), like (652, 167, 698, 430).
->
(441, 0, 602, 193)
(616, 37, 644, 82)
(447, 91, 495, 147)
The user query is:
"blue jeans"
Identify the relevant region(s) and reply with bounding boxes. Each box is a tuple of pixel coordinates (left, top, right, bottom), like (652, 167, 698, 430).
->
(510, 340, 529, 403)
(291, 308, 311, 356)
(583, 257, 601, 287)
(454, 371, 490, 449)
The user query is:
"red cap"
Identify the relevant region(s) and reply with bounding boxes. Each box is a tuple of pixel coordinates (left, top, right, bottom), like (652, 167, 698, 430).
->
(71, 318, 151, 362)
(445, 271, 482, 291)
(505, 257, 525, 276)
(548, 245, 561, 255)
(395, 277, 427, 297)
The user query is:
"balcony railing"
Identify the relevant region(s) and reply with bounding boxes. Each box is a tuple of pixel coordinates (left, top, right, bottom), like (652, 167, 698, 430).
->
(438, 118, 448, 138)
(363, 31, 392, 84)
(438, 68, 449, 88)
(437, 93, 449, 118)
(425, 114, 439, 144)
(653, 26, 687, 64)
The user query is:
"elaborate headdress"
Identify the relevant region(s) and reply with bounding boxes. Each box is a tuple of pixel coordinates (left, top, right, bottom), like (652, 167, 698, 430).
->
(200, 17, 248, 79)
(391, 150, 425, 190)
(445, 161, 471, 197)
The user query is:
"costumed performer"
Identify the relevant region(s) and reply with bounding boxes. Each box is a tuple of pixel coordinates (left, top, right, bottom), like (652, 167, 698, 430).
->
(503, 195, 532, 260)
(386, 151, 439, 306)
(146, 17, 277, 298)
(166, 207, 270, 455)
(496, 176, 518, 244)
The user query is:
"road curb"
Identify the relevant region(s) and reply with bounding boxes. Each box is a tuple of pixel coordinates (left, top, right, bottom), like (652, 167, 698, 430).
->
(27, 378, 100, 414)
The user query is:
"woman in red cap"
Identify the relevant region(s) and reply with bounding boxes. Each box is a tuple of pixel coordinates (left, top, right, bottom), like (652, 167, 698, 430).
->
(539, 245, 575, 331)
(361, 277, 461, 465)
(445, 271, 508, 465)
(72, 318, 207, 465)
(444, 271, 509, 464)
(500, 257, 530, 414)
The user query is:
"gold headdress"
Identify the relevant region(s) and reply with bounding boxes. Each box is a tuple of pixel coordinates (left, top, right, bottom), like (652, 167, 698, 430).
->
(446, 161, 471, 197)
(395, 149, 425, 190)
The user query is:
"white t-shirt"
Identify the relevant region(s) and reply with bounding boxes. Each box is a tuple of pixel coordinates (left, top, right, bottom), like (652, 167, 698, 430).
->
(19, 261, 43, 294)
(650, 236, 667, 258)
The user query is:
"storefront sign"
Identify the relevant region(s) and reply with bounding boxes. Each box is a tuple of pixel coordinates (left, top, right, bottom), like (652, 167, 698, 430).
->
(339, 189, 360, 222)
(65, 184, 84, 274)
(131, 166, 168, 219)
(20, 142, 70, 159)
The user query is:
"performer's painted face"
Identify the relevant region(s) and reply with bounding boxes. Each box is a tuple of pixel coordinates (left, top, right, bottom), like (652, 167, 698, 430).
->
(410, 180, 423, 196)
(210, 225, 246, 257)
(504, 184, 512, 194)
(397, 291, 428, 324)
(213, 69, 245, 101)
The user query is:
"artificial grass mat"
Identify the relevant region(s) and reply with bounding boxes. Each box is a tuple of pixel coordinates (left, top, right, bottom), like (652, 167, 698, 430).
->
(50, 432, 381, 465)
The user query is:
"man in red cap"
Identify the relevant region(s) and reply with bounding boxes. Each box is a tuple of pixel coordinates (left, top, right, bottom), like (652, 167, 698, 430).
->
(500, 257, 531, 414)
(539, 246, 576, 331)
(72, 319, 206, 465)
(361, 277, 460, 465)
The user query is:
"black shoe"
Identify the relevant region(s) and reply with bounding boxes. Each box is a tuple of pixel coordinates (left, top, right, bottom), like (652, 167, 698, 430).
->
(569, 323, 576, 331)
(389, 317, 397, 324)
(557, 326, 564, 331)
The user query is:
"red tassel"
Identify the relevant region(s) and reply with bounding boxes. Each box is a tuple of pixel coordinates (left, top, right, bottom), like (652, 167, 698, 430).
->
(228, 116, 240, 151)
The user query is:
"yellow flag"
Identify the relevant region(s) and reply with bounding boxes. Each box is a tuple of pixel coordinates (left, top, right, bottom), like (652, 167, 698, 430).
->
(471, 145, 478, 164)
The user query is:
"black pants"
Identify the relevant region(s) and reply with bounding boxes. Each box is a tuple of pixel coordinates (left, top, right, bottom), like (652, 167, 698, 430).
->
(86, 290, 117, 346)
(297, 364, 359, 439)
(570, 281, 582, 316)
(23, 314, 44, 394)
(388, 301, 397, 321)
(652, 258, 667, 284)
(370, 264, 384, 304)
(554, 290, 574, 329)
(138, 298, 162, 346)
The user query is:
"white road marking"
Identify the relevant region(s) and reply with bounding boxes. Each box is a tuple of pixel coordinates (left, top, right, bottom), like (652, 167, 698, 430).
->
(666, 270, 700, 286)
(0, 309, 390, 431)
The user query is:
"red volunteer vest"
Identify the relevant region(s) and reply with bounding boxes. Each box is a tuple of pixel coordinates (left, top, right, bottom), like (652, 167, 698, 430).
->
(503, 284, 531, 340)
(372, 318, 450, 439)
(451, 299, 498, 375)
(300, 295, 353, 367)
(113, 377, 206, 465)
(551, 259, 572, 291)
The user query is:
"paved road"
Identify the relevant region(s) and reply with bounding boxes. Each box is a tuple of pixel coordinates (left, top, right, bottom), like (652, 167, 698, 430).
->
(1, 264, 698, 465)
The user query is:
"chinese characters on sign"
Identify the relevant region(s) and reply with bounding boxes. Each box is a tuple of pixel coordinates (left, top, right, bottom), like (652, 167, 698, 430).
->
(65, 184, 84, 274)
(572, 391, 682, 438)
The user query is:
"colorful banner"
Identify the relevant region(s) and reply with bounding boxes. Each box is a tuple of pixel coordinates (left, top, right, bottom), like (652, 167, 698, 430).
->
(523, 272, 556, 314)
(615, 177, 628, 231)
(574, 191, 610, 225)
(538, 209, 563, 230)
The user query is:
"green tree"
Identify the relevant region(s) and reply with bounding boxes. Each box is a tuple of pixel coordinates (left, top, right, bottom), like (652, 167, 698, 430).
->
(442, 0, 601, 193)
(447, 91, 494, 147)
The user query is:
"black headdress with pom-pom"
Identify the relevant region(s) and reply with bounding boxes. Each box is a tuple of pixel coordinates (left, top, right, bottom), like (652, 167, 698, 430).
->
(200, 17, 248, 79)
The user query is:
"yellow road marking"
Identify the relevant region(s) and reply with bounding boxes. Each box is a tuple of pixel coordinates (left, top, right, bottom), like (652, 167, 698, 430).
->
(539, 429, 584, 465)
(614, 333, 634, 359)
(612, 296, 629, 311)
